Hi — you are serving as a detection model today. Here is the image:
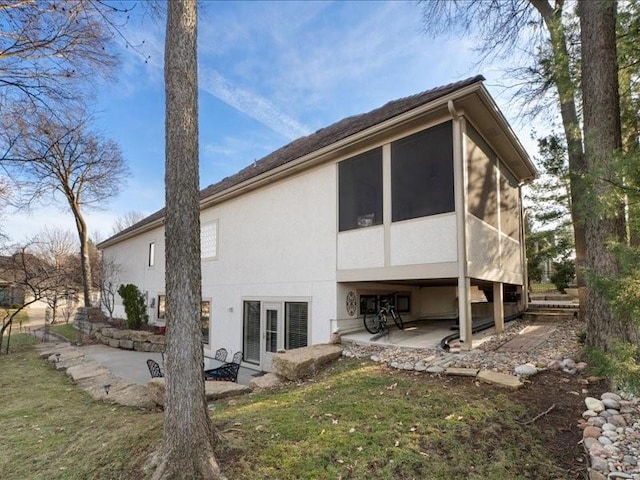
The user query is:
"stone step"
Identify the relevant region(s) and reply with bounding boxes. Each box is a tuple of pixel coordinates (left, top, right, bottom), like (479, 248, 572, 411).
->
(523, 312, 577, 323)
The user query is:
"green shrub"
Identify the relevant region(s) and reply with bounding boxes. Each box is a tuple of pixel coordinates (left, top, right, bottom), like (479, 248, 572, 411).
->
(550, 258, 575, 293)
(117, 284, 148, 330)
(588, 342, 640, 395)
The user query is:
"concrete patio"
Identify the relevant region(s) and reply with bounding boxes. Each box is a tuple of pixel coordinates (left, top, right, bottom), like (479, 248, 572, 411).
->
(340, 317, 501, 350)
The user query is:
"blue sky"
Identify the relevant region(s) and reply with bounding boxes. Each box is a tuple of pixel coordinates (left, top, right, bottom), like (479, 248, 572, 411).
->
(4, 1, 541, 243)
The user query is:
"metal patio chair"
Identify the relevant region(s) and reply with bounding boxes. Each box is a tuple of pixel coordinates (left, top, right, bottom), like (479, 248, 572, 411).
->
(146, 358, 164, 378)
(204, 351, 243, 383)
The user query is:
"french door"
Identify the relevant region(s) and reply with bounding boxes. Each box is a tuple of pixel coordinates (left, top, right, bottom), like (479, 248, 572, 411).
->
(243, 300, 309, 371)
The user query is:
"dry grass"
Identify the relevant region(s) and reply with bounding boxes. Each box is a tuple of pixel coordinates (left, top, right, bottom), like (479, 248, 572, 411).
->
(1, 339, 586, 479)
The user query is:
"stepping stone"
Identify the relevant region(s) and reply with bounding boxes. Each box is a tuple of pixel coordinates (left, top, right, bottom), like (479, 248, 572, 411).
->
(477, 370, 523, 389)
(445, 367, 479, 377)
(249, 373, 283, 390)
(66, 362, 111, 382)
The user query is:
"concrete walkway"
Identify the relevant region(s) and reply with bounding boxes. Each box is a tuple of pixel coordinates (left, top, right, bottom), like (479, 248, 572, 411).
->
(35, 342, 253, 409)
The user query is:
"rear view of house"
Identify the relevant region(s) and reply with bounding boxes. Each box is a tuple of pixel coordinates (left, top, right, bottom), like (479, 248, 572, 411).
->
(98, 76, 537, 372)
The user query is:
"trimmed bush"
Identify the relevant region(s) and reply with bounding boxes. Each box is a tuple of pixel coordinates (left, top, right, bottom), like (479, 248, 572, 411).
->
(117, 284, 148, 330)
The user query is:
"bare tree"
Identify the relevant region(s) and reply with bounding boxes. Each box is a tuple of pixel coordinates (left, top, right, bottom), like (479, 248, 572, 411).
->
(34, 228, 80, 324)
(151, 1, 224, 479)
(0, 0, 126, 113)
(579, 0, 638, 350)
(0, 243, 62, 353)
(421, 0, 589, 316)
(112, 211, 146, 234)
(8, 109, 128, 308)
(100, 253, 121, 320)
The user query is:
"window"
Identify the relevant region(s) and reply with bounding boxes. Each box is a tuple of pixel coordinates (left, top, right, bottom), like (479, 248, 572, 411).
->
(285, 302, 308, 350)
(157, 295, 166, 319)
(201, 221, 218, 259)
(359, 293, 410, 315)
(243, 301, 261, 365)
(338, 148, 383, 232)
(201, 300, 210, 344)
(391, 121, 454, 222)
(148, 242, 155, 267)
(500, 164, 520, 239)
(359, 295, 378, 315)
(394, 294, 411, 313)
(467, 125, 498, 227)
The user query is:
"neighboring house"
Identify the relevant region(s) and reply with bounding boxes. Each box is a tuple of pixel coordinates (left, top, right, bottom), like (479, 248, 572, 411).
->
(98, 76, 537, 372)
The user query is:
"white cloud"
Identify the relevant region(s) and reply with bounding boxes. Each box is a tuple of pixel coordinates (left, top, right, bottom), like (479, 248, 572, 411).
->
(200, 68, 311, 140)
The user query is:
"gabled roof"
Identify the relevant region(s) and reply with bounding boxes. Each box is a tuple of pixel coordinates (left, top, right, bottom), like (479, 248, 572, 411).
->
(99, 75, 533, 248)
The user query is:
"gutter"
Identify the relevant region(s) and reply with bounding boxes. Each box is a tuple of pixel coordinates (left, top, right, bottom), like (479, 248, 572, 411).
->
(100, 81, 486, 250)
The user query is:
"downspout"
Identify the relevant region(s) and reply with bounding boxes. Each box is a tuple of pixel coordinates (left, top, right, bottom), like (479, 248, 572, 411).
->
(519, 187, 530, 310)
(448, 100, 472, 349)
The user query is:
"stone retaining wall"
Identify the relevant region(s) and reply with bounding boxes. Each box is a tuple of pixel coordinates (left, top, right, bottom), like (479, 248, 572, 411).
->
(73, 307, 165, 353)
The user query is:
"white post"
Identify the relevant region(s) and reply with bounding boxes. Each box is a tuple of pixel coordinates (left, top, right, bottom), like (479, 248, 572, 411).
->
(458, 278, 473, 348)
(493, 282, 504, 334)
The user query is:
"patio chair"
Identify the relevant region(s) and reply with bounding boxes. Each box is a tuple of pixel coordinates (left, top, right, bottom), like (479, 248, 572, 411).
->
(231, 350, 242, 365)
(204, 351, 243, 383)
(214, 348, 228, 363)
(147, 359, 164, 379)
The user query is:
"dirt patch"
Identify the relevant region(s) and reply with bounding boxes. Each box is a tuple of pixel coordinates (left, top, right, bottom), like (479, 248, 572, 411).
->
(510, 372, 608, 478)
(442, 370, 608, 479)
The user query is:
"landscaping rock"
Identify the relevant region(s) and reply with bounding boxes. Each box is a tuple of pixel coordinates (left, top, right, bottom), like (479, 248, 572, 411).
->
(445, 367, 479, 377)
(147, 378, 251, 408)
(110, 384, 155, 409)
(514, 364, 537, 378)
(205, 381, 252, 401)
(586, 397, 606, 413)
(249, 373, 283, 390)
(66, 362, 111, 382)
(147, 378, 165, 407)
(477, 370, 523, 389)
(272, 344, 343, 381)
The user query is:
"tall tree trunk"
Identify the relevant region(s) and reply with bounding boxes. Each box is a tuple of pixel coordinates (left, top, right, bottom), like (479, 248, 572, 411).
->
(580, 0, 637, 350)
(70, 200, 93, 308)
(152, 1, 224, 478)
(531, 0, 588, 319)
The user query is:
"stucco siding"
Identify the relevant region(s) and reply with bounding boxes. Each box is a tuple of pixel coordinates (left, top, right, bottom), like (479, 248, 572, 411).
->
(337, 226, 385, 270)
(390, 213, 457, 266)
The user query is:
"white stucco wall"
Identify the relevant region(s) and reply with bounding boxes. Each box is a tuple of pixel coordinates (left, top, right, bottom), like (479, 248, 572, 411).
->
(103, 163, 338, 364)
(337, 226, 384, 270)
(390, 213, 457, 266)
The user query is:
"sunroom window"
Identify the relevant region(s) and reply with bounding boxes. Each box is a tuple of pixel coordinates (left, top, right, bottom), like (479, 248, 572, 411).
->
(391, 121, 454, 222)
(338, 147, 383, 232)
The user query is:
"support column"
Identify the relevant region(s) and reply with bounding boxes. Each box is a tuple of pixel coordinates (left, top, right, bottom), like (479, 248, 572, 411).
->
(493, 282, 504, 334)
(458, 277, 473, 349)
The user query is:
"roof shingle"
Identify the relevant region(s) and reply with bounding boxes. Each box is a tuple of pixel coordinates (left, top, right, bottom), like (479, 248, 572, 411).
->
(100, 75, 485, 247)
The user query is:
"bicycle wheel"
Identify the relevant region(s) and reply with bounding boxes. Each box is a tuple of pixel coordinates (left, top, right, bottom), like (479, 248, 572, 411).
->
(363, 312, 382, 334)
(391, 310, 404, 330)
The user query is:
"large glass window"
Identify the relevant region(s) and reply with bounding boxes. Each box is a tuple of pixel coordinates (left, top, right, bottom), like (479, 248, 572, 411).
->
(338, 147, 383, 232)
(285, 302, 308, 350)
(243, 301, 261, 365)
(391, 121, 454, 222)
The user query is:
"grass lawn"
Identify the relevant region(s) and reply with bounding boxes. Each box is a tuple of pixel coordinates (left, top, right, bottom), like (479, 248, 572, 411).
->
(49, 323, 82, 344)
(1, 340, 592, 479)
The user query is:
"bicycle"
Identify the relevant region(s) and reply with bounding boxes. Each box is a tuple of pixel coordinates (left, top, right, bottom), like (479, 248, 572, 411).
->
(363, 297, 404, 334)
